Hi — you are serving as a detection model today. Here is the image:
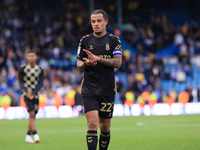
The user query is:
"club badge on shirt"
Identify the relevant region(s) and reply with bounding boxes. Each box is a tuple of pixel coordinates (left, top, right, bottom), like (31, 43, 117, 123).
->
(106, 43, 110, 51)
(77, 46, 81, 55)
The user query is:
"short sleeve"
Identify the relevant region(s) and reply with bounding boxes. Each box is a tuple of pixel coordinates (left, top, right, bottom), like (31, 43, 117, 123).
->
(77, 37, 87, 60)
(113, 36, 122, 56)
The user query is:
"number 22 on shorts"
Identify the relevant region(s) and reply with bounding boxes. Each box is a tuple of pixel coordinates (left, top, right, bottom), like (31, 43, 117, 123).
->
(100, 102, 114, 112)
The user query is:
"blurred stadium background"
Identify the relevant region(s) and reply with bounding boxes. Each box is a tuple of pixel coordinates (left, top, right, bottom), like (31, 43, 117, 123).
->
(0, 0, 200, 119)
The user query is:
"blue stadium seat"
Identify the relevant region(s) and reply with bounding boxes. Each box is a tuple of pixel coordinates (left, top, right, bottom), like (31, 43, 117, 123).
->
(59, 61, 64, 68)
(63, 60, 70, 67)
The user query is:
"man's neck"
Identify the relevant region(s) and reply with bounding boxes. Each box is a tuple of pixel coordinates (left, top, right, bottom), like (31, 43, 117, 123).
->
(29, 63, 36, 67)
(93, 31, 107, 38)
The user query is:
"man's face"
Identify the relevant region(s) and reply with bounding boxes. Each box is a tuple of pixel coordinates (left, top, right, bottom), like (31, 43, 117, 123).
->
(27, 53, 37, 64)
(91, 13, 107, 34)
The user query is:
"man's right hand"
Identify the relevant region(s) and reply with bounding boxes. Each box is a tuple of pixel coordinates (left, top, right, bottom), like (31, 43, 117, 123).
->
(27, 91, 34, 100)
(83, 58, 97, 66)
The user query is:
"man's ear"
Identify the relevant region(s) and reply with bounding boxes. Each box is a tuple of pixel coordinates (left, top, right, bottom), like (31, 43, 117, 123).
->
(104, 19, 108, 26)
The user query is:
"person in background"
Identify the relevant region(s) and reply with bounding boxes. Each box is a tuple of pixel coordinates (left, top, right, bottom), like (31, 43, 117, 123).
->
(115, 76, 123, 104)
(163, 68, 170, 80)
(19, 51, 44, 143)
(184, 64, 192, 77)
(185, 84, 193, 102)
(176, 67, 186, 83)
(8, 91, 19, 106)
(191, 85, 199, 102)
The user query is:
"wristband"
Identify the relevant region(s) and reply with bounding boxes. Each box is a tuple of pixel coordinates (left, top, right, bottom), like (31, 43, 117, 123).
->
(83, 62, 87, 67)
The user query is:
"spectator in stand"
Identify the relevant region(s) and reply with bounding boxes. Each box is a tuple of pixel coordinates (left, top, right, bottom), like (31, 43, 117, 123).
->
(196, 29, 200, 43)
(135, 67, 145, 82)
(191, 85, 199, 102)
(0, 82, 6, 94)
(13, 75, 21, 93)
(185, 84, 193, 102)
(154, 77, 161, 90)
(188, 39, 196, 57)
(128, 63, 137, 74)
(154, 87, 162, 102)
(127, 81, 134, 92)
(43, 78, 51, 91)
(170, 68, 177, 81)
(186, 84, 192, 93)
(135, 67, 147, 87)
(178, 43, 189, 64)
(184, 64, 192, 77)
(131, 81, 144, 97)
(117, 55, 129, 90)
(153, 56, 164, 68)
(70, 68, 82, 85)
(0, 67, 7, 83)
(8, 68, 16, 86)
(46, 90, 54, 106)
(146, 64, 153, 77)
(198, 89, 200, 102)
(63, 52, 72, 70)
(9, 91, 19, 106)
(39, 57, 49, 71)
(172, 42, 180, 56)
(163, 68, 170, 80)
(148, 76, 155, 88)
(169, 88, 177, 102)
(152, 65, 160, 77)
(137, 82, 145, 94)
(136, 44, 144, 56)
(161, 90, 168, 103)
(176, 67, 186, 82)
(115, 76, 123, 104)
(174, 30, 184, 45)
(56, 82, 66, 97)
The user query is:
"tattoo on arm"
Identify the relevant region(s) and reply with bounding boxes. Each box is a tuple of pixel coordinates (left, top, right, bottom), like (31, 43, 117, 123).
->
(99, 55, 122, 68)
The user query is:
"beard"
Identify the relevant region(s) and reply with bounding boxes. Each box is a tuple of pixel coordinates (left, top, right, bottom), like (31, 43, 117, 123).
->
(94, 31, 102, 35)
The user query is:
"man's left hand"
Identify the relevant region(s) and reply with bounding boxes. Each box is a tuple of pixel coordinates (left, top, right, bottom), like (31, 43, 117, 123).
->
(83, 49, 101, 62)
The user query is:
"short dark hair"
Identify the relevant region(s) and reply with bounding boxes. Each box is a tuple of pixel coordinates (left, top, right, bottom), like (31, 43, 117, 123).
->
(27, 50, 36, 55)
(90, 9, 108, 21)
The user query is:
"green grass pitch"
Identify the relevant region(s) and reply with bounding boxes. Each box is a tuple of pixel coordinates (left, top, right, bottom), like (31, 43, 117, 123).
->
(0, 115, 200, 150)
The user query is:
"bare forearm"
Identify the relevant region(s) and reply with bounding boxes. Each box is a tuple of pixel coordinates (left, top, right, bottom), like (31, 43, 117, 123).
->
(99, 56, 122, 68)
(77, 60, 87, 71)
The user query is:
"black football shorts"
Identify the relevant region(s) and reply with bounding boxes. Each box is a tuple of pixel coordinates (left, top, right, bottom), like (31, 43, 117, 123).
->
(82, 95, 115, 118)
(24, 96, 39, 114)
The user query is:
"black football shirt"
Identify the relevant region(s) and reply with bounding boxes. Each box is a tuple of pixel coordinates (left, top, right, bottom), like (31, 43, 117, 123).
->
(77, 32, 122, 96)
